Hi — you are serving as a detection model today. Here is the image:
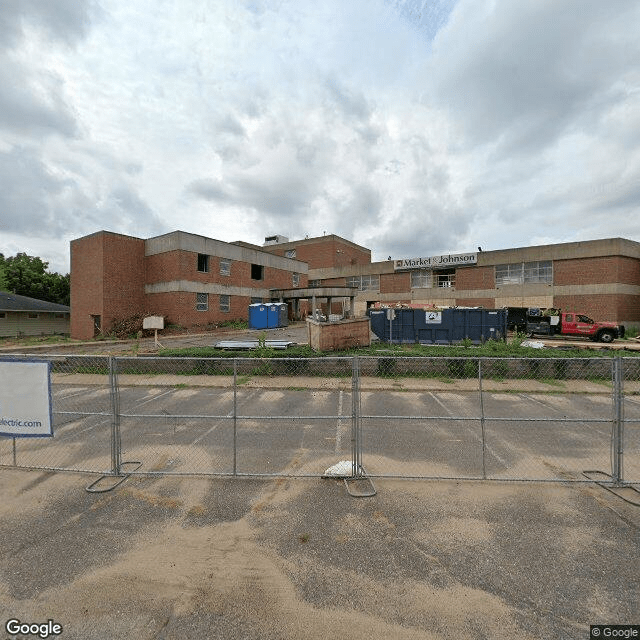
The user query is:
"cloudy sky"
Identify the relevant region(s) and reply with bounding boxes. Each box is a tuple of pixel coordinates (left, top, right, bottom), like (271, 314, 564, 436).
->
(1, 0, 639, 274)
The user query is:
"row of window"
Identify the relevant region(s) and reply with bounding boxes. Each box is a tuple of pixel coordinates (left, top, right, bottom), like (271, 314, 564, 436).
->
(197, 254, 232, 276)
(494, 261, 552, 286)
(197, 253, 300, 286)
(339, 261, 553, 292)
(196, 293, 230, 312)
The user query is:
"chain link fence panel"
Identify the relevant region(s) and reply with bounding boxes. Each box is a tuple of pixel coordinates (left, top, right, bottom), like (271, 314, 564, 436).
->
(1, 352, 638, 485)
(622, 357, 640, 483)
(1, 355, 113, 473)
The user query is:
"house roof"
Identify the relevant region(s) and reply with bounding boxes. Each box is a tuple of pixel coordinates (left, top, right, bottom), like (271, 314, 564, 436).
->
(0, 291, 70, 313)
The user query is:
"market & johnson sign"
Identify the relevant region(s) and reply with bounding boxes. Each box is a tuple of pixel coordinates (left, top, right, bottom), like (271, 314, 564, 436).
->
(394, 252, 478, 271)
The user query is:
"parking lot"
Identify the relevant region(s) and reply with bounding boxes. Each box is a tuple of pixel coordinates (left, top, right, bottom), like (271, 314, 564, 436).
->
(3, 380, 639, 484)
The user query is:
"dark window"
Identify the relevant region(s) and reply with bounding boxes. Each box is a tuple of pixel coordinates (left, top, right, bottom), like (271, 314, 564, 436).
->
(251, 264, 264, 280)
(197, 253, 209, 273)
(196, 293, 208, 311)
(92, 315, 101, 337)
(28, 313, 38, 319)
(0, 312, 6, 319)
(54, 313, 65, 318)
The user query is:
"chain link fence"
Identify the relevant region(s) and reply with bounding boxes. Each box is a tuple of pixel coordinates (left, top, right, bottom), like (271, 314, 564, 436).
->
(1, 354, 638, 485)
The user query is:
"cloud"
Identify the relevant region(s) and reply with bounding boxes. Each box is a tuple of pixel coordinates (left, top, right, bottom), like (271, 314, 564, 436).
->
(1, 0, 639, 276)
(0, 0, 96, 48)
(429, 0, 640, 153)
(0, 54, 78, 138)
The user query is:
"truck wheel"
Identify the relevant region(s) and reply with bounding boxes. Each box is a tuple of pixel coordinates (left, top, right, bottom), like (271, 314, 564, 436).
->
(599, 330, 615, 343)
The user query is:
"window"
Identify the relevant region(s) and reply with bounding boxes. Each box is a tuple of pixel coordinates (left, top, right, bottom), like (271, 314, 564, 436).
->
(309, 279, 321, 288)
(285, 249, 296, 259)
(54, 313, 65, 318)
(435, 269, 455, 288)
(28, 313, 38, 319)
(196, 293, 208, 311)
(523, 261, 552, 283)
(346, 275, 379, 291)
(292, 272, 300, 287)
(220, 259, 231, 276)
(251, 297, 263, 304)
(495, 261, 552, 286)
(219, 294, 230, 312)
(0, 312, 6, 319)
(411, 270, 433, 288)
(251, 264, 264, 280)
(197, 253, 209, 273)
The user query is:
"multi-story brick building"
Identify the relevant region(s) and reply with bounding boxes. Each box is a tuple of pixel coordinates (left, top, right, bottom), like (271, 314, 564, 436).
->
(301, 236, 640, 324)
(70, 231, 640, 339)
(70, 230, 308, 339)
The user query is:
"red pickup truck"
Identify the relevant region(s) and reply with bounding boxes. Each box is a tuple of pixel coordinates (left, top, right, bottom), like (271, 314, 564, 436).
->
(524, 311, 625, 343)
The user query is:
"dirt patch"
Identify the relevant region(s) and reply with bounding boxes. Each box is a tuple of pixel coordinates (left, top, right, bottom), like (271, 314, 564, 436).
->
(1, 470, 639, 639)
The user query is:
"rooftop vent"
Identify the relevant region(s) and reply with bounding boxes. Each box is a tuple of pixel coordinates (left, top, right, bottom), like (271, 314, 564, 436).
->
(263, 235, 289, 246)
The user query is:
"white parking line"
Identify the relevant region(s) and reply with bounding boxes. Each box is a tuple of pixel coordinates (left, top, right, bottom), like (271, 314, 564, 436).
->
(335, 390, 350, 454)
(428, 392, 509, 467)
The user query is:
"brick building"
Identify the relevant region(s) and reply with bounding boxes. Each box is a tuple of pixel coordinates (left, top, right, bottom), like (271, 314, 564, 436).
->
(70, 230, 308, 339)
(70, 232, 640, 339)
(301, 236, 640, 324)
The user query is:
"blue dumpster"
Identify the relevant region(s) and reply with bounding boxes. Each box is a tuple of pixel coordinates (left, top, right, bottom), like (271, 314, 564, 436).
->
(369, 308, 507, 344)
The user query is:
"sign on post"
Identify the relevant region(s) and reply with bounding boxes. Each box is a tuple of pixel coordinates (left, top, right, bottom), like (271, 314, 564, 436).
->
(0, 359, 53, 437)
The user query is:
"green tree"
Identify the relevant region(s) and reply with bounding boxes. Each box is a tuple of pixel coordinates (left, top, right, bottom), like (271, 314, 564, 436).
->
(0, 253, 7, 291)
(2, 253, 70, 306)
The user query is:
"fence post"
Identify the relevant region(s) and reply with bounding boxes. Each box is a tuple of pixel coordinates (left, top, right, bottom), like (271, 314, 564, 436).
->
(109, 356, 122, 477)
(478, 357, 487, 480)
(612, 356, 624, 485)
(351, 356, 362, 478)
(233, 358, 238, 476)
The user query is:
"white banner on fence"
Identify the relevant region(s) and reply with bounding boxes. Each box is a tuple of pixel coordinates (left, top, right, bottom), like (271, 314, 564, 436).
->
(0, 360, 53, 437)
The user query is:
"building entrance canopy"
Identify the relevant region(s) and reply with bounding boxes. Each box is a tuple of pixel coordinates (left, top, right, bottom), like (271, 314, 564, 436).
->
(270, 287, 358, 320)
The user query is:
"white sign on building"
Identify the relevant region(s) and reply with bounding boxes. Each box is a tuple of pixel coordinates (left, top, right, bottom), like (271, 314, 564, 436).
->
(394, 252, 478, 271)
(0, 360, 53, 437)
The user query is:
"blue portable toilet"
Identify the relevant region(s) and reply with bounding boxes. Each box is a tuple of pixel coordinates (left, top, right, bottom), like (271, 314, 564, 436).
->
(266, 303, 280, 329)
(248, 304, 269, 329)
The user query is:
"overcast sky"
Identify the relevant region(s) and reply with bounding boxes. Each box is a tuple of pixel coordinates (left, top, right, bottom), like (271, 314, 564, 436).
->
(1, 0, 639, 274)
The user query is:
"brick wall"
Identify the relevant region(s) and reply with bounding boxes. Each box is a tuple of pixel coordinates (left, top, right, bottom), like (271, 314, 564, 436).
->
(455, 266, 495, 290)
(102, 234, 146, 332)
(264, 236, 371, 269)
(554, 256, 639, 285)
(381, 272, 411, 294)
(146, 291, 253, 328)
(71, 233, 105, 340)
(307, 317, 371, 351)
(71, 232, 145, 340)
(456, 297, 495, 308)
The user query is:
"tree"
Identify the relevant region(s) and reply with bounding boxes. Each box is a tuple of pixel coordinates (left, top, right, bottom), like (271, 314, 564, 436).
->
(0, 253, 7, 291)
(1, 252, 70, 306)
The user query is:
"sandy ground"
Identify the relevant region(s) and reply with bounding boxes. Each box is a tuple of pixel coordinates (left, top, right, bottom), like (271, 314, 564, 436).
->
(1, 469, 639, 640)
